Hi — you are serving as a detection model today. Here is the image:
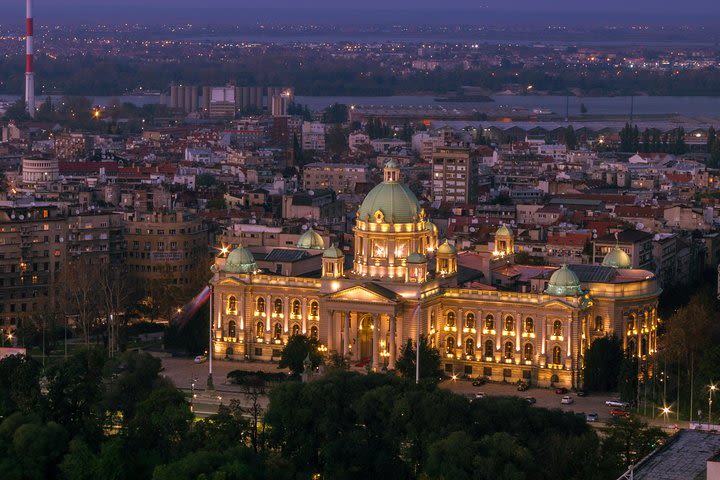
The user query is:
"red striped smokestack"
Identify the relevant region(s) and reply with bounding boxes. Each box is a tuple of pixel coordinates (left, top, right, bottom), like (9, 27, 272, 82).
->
(25, 0, 35, 118)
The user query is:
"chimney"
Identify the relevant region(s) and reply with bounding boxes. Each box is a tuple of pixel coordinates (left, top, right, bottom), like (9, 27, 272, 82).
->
(25, 0, 35, 118)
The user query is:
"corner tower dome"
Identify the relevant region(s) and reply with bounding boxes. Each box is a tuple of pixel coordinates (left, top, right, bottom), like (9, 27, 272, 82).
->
(602, 247, 632, 269)
(545, 264, 584, 296)
(296, 227, 325, 249)
(357, 160, 421, 224)
(223, 244, 257, 274)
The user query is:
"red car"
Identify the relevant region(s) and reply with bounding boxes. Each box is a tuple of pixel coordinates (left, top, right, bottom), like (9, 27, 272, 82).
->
(555, 387, 568, 394)
(610, 408, 630, 418)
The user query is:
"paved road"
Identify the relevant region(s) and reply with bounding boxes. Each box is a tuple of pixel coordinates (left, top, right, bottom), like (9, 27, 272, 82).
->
(440, 379, 617, 422)
(160, 356, 681, 428)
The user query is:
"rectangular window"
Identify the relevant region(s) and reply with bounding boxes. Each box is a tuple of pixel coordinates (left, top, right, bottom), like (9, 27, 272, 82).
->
(444, 363, 454, 373)
(522, 370, 531, 379)
(464, 365, 473, 375)
(254, 348, 263, 357)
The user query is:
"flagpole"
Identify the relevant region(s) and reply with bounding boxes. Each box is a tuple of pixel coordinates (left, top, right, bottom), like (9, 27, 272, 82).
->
(416, 297, 420, 384)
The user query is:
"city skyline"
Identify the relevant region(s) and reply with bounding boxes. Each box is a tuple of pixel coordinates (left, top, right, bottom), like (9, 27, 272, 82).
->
(2, 1, 720, 25)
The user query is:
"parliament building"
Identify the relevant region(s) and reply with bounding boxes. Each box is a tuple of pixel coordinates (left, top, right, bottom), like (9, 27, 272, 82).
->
(209, 161, 661, 388)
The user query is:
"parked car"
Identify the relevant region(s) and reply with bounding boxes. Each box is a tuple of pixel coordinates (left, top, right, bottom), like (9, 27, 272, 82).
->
(561, 395, 574, 404)
(517, 382, 529, 392)
(605, 399, 629, 408)
(194, 355, 207, 364)
(586, 413, 599, 422)
(475, 392, 486, 400)
(524, 396, 537, 404)
(576, 389, 588, 397)
(555, 387, 568, 394)
(472, 378, 486, 387)
(610, 408, 630, 418)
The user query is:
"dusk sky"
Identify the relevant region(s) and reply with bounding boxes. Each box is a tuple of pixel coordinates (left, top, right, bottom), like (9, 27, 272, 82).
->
(3, 0, 720, 24)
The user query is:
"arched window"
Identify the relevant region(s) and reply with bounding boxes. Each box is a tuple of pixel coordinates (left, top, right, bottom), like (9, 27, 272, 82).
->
(274, 323, 282, 340)
(256, 297, 265, 314)
(446, 337, 455, 353)
(505, 316, 514, 333)
(274, 299, 283, 315)
(430, 310, 436, 330)
(465, 338, 474, 356)
(227, 295, 237, 314)
(485, 315, 494, 331)
(291, 324, 300, 336)
(627, 339, 637, 357)
(446, 311, 456, 327)
(595, 316, 603, 331)
(641, 312, 648, 328)
(310, 325, 318, 340)
(627, 314, 636, 331)
(309, 301, 319, 317)
(524, 317, 534, 334)
(465, 313, 475, 329)
(228, 320, 236, 337)
(292, 300, 301, 316)
(641, 337, 648, 356)
(553, 320, 563, 337)
(523, 343, 533, 361)
(484, 340, 494, 358)
(504, 341, 513, 360)
(256, 321, 264, 338)
(552, 346, 562, 365)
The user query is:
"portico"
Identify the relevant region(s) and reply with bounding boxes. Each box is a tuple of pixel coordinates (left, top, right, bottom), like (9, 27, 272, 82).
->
(323, 283, 403, 371)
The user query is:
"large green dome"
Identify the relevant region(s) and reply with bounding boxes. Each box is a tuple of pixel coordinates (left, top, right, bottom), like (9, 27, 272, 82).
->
(545, 264, 584, 296)
(357, 180, 421, 224)
(223, 245, 256, 274)
(296, 227, 325, 249)
(602, 248, 632, 269)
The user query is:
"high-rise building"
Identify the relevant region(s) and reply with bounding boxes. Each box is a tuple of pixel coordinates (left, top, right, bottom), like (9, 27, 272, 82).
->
(124, 210, 209, 287)
(209, 87, 237, 119)
(431, 146, 478, 204)
(301, 122, 326, 152)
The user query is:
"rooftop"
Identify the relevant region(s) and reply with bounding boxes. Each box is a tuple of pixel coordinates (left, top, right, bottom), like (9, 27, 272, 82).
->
(632, 430, 720, 480)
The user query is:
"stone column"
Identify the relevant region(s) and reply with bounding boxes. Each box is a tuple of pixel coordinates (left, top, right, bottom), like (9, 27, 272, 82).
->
(283, 296, 289, 334)
(389, 314, 397, 370)
(301, 298, 307, 334)
(372, 314, 379, 370)
(343, 311, 350, 358)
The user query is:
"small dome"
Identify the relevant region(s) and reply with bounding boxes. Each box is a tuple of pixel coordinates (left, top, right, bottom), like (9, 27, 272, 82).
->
(496, 224, 513, 237)
(323, 244, 344, 259)
(384, 159, 399, 169)
(437, 240, 457, 255)
(602, 248, 632, 269)
(296, 228, 325, 249)
(406, 252, 427, 264)
(223, 245, 256, 274)
(544, 264, 583, 296)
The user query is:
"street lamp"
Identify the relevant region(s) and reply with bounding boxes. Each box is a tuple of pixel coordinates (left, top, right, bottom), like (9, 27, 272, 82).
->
(659, 405, 671, 425)
(710, 383, 717, 429)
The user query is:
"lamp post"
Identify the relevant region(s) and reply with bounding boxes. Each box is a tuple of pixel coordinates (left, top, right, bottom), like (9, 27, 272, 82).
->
(710, 383, 717, 429)
(207, 283, 214, 391)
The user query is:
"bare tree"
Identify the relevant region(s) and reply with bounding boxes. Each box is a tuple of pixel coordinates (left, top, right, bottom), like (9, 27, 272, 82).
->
(59, 260, 102, 349)
(98, 263, 131, 357)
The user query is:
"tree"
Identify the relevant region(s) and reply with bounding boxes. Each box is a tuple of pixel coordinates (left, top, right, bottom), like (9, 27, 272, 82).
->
(59, 260, 102, 348)
(325, 124, 348, 156)
(0, 354, 42, 417)
(562, 125, 578, 151)
(602, 417, 666, 472)
(322, 103, 348, 124)
(395, 335, 442, 382)
(278, 334, 321, 376)
(583, 336, 624, 391)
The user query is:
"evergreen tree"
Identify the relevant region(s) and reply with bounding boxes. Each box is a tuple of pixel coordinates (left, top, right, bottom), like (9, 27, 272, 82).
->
(562, 125, 578, 150)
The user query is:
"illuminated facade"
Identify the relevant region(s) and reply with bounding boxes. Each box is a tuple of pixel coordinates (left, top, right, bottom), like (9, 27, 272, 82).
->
(210, 161, 661, 388)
